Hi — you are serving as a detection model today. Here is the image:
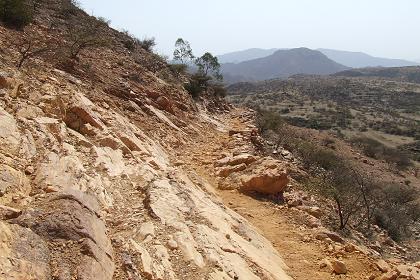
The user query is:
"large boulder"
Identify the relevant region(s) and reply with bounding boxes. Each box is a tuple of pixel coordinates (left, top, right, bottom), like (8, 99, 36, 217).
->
(239, 160, 289, 194)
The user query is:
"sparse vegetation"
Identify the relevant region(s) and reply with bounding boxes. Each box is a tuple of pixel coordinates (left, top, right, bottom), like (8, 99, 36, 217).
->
(257, 109, 420, 238)
(64, 15, 110, 60)
(351, 136, 413, 170)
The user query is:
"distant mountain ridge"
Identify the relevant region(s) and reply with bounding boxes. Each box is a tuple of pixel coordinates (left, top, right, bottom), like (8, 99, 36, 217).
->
(217, 48, 279, 64)
(218, 48, 418, 68)
(318, 48, 419, 68)
(221, 48, 349, 83)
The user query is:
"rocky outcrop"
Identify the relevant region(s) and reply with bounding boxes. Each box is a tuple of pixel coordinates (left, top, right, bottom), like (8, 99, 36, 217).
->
(0, 65, 292, 279)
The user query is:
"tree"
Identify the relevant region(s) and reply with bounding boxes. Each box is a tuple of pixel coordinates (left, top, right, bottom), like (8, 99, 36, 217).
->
(65, 15, 109, 59)
(15, 33, 51, 68)
(195, 52, 222, 81)
(173, 38, 194, 65)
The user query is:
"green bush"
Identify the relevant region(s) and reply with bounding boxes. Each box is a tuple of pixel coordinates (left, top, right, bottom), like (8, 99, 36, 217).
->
(184, 73, 210, 98)
(0, 0, 33, 28)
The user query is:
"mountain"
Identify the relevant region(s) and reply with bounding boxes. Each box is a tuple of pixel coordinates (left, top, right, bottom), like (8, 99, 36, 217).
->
(217, 48, 279, 64)
(318, 48, 419, 68)
(221, 48, 349, 83)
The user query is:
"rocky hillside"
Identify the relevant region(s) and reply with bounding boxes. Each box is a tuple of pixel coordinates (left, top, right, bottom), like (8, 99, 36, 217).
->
(221, 48, 349, 83)
(0, 2, 293, 279)
(1, 1, 420, 280)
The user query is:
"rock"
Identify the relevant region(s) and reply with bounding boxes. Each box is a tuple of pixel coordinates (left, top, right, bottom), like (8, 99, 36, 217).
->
(315, 230, 344, 244)
(395, 264, 420, 279)
(297, 206, 322, 218)
(13, 190, 114, 280)
(215, 153, 257, 167)
(130, 239, 153, 279)
(0, 164, 31, 203)
(0, 73, 11, 89)
(217, 163, 247, 177)
(344, 243, 359, 253)
(25, 165, 35, 175)
(287, 198, 303, 207)
(0, 221, 51, 279)
(0, 204, 22, 219)
(167, 236, 178, 250)
(328, 259, 347, 274)
(0, 106, 21, 155)
(156, 96, 173, 113)
(376, 259, 391, 273)
(138, 222, 155, 241)
(240, 159, 289, 194)
(377, 270, 399, 280)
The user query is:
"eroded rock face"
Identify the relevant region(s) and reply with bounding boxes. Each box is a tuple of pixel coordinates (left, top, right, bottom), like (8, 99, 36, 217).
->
(13, 190, 114, 280)
(0, 221, 51, 280)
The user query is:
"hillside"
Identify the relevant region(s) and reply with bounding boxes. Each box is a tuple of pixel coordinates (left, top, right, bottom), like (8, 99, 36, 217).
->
(335, 66, 420, 84)
(227, 75, 420, 162)
(221, 48, 349, 83)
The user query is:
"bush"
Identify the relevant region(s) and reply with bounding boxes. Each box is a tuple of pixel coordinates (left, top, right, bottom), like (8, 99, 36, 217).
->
(184, 73, 210, 98)
(0, 0, 33, 28)
(211, 83, 227, 97)
(256, 110, 285, 134)
(169, 63, 188, 76)
(138, 37, 156, 52)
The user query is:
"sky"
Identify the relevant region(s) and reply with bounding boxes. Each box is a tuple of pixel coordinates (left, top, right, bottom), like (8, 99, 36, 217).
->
(78, 0, 420, 61)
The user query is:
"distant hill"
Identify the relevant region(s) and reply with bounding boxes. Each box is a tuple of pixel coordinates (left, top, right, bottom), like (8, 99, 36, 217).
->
(221, 48, 349, 83)
(217, 48, 279, 64)
(334, 66, 420, 84)
(318, 48, 419, 68)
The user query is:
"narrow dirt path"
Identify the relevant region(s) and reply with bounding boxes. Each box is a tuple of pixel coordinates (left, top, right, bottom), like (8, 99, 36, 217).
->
(177, 108, 377, 280)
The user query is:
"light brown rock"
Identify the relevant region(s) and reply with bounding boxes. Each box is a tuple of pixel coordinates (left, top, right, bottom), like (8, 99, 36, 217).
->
(376, 259, 391, 273)
(377, 270, 399, 280)
(240, 168, 289, 194)
(328, 259, 347, 274)
(0, 204, 21, 219)
(217, 163, 247, 177)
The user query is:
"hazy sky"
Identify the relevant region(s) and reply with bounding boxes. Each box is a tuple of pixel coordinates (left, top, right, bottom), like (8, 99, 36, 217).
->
(78, 0, 419, 61)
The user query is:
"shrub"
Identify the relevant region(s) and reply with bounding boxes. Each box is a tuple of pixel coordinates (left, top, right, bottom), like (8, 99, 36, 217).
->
(256, 110, 285, 134)
(184, 73, 210, 98)
(138, 37, 156, 52)
(211, 83, 227, 97)
(169, 63, 188, 76)
(59, 0, 80, 17)
(0, 0, 33, 29)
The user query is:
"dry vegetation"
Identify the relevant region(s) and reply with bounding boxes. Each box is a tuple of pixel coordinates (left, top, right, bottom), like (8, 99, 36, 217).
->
(228, 75, 420, 165)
